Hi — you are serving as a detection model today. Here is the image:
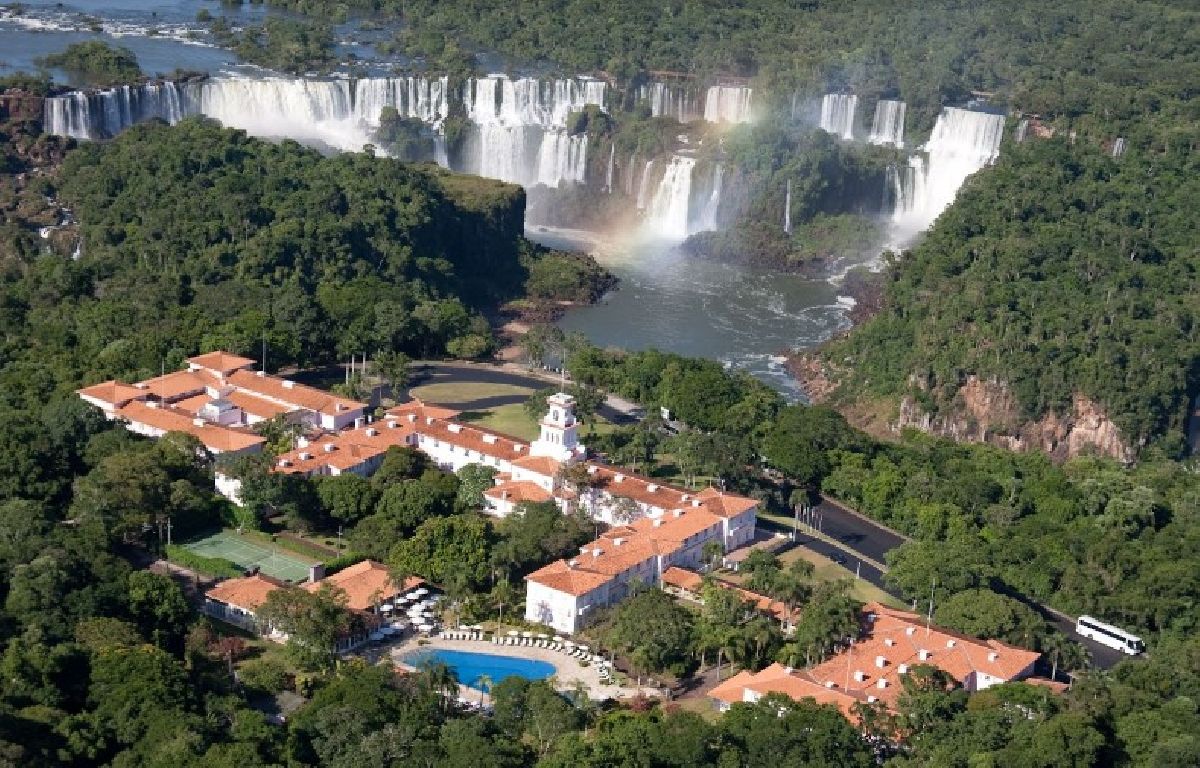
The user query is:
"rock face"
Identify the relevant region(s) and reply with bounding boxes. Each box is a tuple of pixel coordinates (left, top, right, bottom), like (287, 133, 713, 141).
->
(895, 375, 1135, 463)
(0, 92, 45, 123)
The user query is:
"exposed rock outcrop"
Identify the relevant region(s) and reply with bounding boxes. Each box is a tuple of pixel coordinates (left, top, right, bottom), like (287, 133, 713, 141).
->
(895, 375, 1135, 463)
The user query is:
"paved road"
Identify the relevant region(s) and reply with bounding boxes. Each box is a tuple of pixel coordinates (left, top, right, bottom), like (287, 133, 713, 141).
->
(772, 498, 1127, 671)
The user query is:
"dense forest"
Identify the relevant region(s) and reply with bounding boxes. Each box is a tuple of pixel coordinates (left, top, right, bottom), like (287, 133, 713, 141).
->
(0, 116, 610, 414)
(819, 133, 1200, 454)
(2, 1, 1199, 765)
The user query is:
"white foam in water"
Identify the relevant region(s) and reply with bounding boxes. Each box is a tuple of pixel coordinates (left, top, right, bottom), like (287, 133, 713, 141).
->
(638, 82, 701, 123)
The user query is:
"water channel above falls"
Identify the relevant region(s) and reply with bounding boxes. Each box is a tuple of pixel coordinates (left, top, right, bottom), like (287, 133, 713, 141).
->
(531, 228, 858, 401)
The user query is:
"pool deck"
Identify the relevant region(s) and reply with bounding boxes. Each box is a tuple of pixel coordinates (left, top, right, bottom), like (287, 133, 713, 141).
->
(386, 635, 651, 703)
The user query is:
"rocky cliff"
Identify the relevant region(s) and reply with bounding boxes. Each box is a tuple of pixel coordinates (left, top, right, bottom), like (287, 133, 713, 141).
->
(894, 376, 1135, 462)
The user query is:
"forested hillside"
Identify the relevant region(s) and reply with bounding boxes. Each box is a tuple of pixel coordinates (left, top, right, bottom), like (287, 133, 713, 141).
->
(0, 116, 602, 413)
(818, 132, 1200, 454)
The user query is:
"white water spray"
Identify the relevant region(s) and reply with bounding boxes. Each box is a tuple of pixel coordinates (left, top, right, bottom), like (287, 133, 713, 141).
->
(819, 94, 858, 140)
(868, 99, 906, 147)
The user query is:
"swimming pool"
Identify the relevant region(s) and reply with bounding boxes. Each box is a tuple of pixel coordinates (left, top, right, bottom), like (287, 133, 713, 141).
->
(400, 648, 556, 691)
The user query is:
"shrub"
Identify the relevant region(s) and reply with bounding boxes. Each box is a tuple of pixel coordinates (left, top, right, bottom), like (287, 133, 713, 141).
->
(165, 544, 243, 579)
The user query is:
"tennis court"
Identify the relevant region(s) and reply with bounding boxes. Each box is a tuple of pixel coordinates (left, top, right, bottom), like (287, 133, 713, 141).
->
(184, 530, 318, 583)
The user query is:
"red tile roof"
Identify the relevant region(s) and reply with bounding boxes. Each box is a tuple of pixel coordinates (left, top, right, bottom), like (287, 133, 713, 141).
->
(228, 369, 366, 417)
(661, 567, 793, 623)
(709, 663, 864, 721)
(304, 560, 420, 611)
(805, 602, 1041, 707)
(525, 559, 613, 597)
(484, 480, 554, 504)
(76, 380, 146, 408)
(116, 401, 266, 453)
(134, 369, 213, 400)
(205, 573, 286, 612)
(187, 351, 257, 375)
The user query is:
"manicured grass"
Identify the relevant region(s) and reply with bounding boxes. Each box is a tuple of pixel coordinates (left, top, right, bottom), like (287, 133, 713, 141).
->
(779, 547, 906, 608)
(458, 403, 619, 443)
(409, 381, 535, 404)
(722, 546, 906, 610)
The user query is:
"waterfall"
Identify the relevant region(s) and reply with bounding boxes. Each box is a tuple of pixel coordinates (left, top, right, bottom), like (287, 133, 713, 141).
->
(639, 82, 700, 123)
(695, 164, 723, 232)
(461, 74, 605, 187)
(625, 152, 637, 196)
(352, 75, 450, 126)
(1112, 137, 1126, 158)
(534, 130, 588, 187)
(645, 156, 696, 239)
(44, 73, 606, 188)
(704, 86, 754, 124)
(784, 179, 792, 234)
(819, 94, 858, 140)
(43, 81, 184, 139)
(868, 99, 906, 147)
(605, 144, 614, 193)
(1014, 119, 1029, 144)
(185, 76, 363, 148)
(891, 107, 1004, 235)
(635, 160, 655, 210)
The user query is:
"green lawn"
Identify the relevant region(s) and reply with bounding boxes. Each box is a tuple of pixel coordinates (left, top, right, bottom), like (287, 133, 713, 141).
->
(458, 403, 619, 443)
(722, 546, 905, 610)
(409, 381, 535, 404)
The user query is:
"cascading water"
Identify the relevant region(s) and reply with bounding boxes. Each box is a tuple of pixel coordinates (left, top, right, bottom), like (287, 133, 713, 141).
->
(461, 74, 606, 187)
(694, 164, 723, 233)
(704, 86, 754, 124)
(1111, 137, 1126, 158)
(635, 160, 655, 211)
(43, 81, 184, 139)
(890, 107, 1005, 237)
(1014, 119, 1029, 144)
(784, 179, 792, 234)
(605, 144, 615, 193)
(43, 73, 605, 187)
(638, 82, 701, 123)
(353, 76, 449, 126)
(645, 156, 696, 239)
(868, 99, 906, 147)
(819, 94, 858, 140)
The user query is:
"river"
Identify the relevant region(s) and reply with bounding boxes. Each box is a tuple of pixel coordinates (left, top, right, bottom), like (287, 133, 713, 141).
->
(3, 1, 867, 399)
(530, 228, 859, 400)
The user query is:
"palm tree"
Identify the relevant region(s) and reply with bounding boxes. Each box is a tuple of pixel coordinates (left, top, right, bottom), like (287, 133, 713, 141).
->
(476, 674, 493, 706)
(419, 661, 459, 713)
(370, 350, 411, 403)
(490, 579, 518, 634)
(1044, 633, 1091, 682)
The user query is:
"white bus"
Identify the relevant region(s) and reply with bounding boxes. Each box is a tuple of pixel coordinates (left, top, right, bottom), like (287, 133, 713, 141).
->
(1075, 615, 1145, 655)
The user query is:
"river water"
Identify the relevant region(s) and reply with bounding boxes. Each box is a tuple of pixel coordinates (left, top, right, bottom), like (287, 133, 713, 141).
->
(2, 1, 864, 398)
(530, 228, 858, 400)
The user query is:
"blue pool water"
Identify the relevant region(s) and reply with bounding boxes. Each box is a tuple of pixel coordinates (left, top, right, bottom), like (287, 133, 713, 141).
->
(401, 648, 556, 691)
